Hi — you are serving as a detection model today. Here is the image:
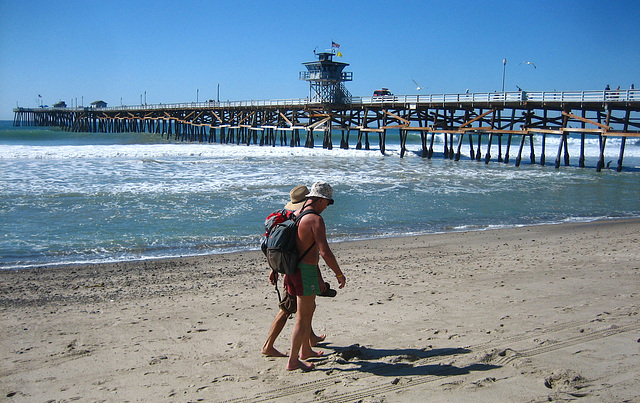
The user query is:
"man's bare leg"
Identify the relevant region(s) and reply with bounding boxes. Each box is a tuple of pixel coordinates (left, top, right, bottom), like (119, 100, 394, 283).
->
(287, 295, 316, 371)
(262, 309, 289, 357)
(262, 311, 325, 356)
(300, 340, 323, 360)
(310, 268, 327, 346)
(300, 317, 324, 360)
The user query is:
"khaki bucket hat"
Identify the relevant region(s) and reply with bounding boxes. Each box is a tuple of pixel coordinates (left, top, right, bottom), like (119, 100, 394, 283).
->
(284, 185, 310, 210)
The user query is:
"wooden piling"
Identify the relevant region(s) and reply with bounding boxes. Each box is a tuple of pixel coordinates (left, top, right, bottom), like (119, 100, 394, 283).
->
(515, 134, 526, 167)
(455, 132, 464, 161)
(617, 109, 631, 172)
(597, 109, 612, 172)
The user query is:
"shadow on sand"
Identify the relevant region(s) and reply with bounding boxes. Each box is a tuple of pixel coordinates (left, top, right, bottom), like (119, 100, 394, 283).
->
(315, 343, 500, 378)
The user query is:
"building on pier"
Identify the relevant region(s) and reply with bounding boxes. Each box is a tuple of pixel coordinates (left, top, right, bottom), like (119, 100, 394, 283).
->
(90, 100, 107, 108)
(300, 50, 352, 104)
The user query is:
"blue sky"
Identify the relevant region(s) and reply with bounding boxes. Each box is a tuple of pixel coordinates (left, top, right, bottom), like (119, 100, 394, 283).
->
(1, 0, 638, 120)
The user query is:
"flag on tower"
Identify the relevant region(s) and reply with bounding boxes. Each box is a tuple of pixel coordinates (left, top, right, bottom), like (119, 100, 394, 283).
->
(337, 51, 343, 57)
(331, 41, 340, 48)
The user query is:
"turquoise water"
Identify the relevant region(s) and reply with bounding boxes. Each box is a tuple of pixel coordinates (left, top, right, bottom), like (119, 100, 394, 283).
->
(1, 121, 639, 268)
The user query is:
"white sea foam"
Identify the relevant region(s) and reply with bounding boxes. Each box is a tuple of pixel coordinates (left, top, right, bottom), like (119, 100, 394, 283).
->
(2, 129, 639, 268)
(2, 134, 639, 161)
(0, 142, 391, 160)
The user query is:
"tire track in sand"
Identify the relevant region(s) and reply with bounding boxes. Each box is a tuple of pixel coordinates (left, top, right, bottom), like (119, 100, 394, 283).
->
(223, 314, 639, 403)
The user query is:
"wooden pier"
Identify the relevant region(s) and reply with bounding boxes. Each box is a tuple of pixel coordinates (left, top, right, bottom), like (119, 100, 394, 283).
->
(13, 89, 640, 172)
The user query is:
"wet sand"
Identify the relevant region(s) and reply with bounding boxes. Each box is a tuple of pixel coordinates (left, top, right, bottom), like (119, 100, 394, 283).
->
(1, 218, 639, 401)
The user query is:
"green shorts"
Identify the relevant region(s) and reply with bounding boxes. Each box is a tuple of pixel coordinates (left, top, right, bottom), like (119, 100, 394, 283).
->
(284, 262, 322, 297)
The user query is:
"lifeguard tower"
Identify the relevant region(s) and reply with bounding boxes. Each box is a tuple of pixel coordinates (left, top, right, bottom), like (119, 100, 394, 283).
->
(300, 50, 353, 104)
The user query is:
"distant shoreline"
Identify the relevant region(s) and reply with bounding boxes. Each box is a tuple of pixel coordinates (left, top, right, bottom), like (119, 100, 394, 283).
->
(2, 216, 638, 273)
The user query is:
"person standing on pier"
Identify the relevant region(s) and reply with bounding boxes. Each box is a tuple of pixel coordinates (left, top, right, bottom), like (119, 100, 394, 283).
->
(285, 182, 346, 371)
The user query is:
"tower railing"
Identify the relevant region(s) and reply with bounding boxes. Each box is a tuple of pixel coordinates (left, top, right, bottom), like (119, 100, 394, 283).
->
(299, 71, 353, 81)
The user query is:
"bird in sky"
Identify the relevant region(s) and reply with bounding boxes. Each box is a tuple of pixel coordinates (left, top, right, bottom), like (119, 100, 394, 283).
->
(412, 79, 423, 91)
(520, 61, 537, 69)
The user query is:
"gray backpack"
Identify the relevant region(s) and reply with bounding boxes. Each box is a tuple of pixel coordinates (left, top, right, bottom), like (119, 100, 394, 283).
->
(265, 210, 318, 275)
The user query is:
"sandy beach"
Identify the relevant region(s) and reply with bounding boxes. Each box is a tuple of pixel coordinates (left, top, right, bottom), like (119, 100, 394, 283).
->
(1, 218, 639, 402)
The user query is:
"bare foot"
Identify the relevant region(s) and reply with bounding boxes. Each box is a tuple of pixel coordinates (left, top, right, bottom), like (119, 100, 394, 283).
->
(299, 350, 323, 360)
(261, 346, 287, 357)
(310, 334, 326, 347)
(286, 359, 315, 371)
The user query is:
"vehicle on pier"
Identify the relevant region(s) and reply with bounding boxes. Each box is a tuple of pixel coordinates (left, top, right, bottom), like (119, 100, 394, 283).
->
(372, 88, 396, 101)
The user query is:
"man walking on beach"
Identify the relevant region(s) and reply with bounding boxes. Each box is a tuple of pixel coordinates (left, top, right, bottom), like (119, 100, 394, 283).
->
(285, 182, 346, 371)
(262, 185, 326, 357)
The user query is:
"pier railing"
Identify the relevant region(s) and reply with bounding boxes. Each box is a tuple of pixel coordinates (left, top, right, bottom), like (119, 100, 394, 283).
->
(17, 90, 639, 112)
(355, 90, 638, 105)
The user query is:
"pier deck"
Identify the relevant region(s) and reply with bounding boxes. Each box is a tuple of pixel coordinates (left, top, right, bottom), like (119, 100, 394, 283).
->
(13, 89, 640, 171)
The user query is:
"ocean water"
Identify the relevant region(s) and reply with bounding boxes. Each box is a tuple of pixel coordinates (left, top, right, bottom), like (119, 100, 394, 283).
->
(1, 121, 639, 269)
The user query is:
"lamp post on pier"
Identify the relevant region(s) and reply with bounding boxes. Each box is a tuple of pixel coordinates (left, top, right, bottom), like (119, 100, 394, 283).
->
(502, 58, 507, 93)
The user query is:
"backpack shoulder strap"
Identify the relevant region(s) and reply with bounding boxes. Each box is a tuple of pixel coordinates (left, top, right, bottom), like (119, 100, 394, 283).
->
(294, 209, 320, 223)
(294, 209, 320, 261)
